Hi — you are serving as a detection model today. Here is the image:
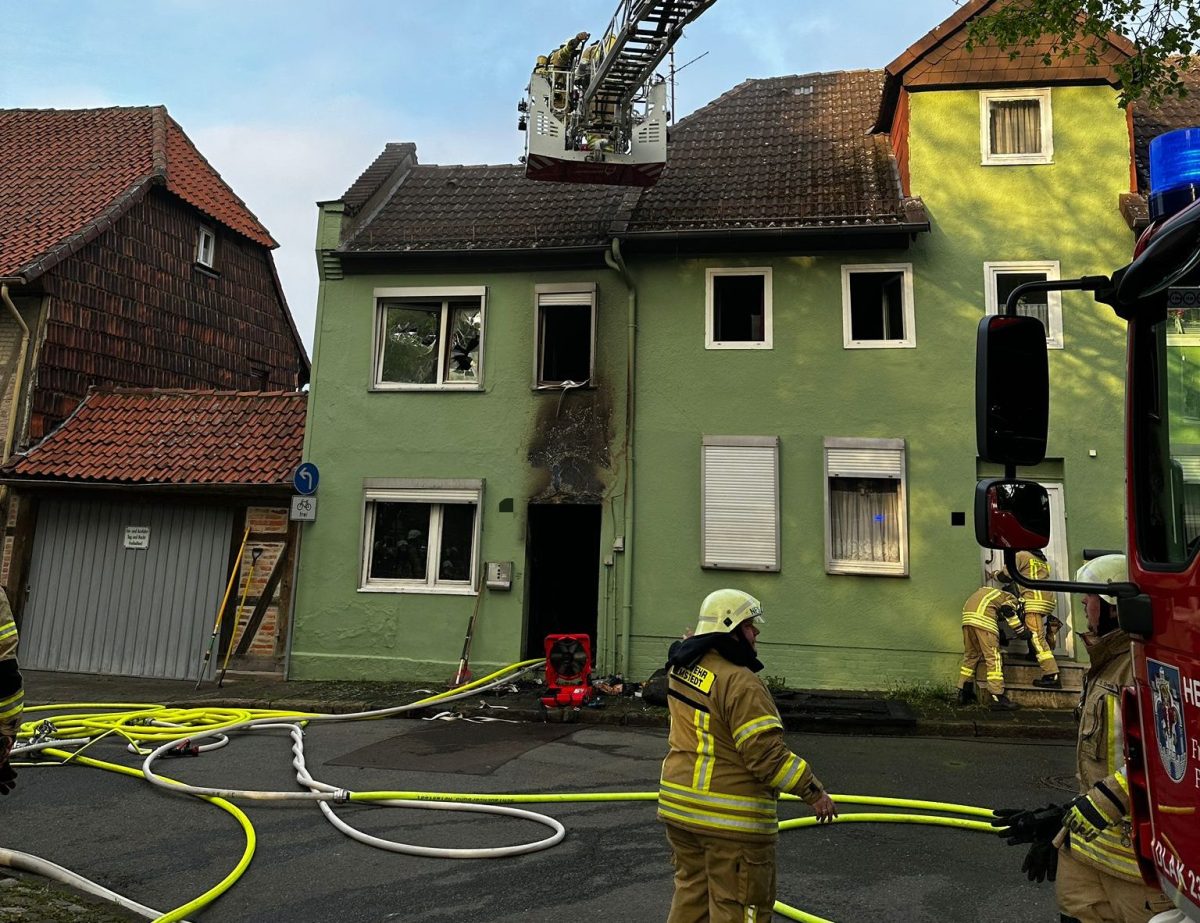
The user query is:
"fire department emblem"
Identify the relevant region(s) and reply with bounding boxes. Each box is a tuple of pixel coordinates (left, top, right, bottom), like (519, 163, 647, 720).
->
(1148, 659, 1188, 783)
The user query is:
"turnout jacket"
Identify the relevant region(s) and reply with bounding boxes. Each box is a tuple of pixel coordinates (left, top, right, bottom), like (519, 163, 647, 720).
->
(0, 588, 21, 740)
(1068, 629, 1140, 882)
(658, 648, 825, 841)
(1015, 551, 1056, 621)
(962, 586, 1022, 636)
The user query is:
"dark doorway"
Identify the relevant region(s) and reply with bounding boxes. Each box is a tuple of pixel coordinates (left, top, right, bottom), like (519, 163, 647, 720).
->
(524, 503, 601, 659)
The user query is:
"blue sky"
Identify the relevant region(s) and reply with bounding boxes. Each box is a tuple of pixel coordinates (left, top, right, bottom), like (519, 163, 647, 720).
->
(3, 0, 958, 350)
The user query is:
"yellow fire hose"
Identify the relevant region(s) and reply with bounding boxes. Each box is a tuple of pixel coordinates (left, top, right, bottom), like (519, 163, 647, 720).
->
(6, 660, 1013, 923)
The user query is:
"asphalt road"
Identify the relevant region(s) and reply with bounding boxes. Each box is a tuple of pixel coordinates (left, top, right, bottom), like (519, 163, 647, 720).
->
(2, 719, 1077, 922)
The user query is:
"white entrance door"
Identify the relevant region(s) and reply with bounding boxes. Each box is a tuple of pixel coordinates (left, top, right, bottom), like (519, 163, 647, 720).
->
(980, 481, 1073, 658)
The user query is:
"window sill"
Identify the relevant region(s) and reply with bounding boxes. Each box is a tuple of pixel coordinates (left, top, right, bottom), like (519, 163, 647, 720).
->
(193, 262, 220, 278)
(980, 157, 1054, 167)
(705, 341, 773, 350)
(1167, 335, 1200, 346)
(357, 584, 478, 595)
(370, 383, 484, 392)
(843, 341, 916, 350)
(534, 382, 595, 391)
(826, 563, 908, 577)
(701, 562, 780, 573)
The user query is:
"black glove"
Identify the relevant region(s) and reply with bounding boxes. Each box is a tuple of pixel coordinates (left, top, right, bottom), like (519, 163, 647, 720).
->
(1021, 839, 1058, 882)
(0, 735, 15, 795)
(991, 804, 1064, 845)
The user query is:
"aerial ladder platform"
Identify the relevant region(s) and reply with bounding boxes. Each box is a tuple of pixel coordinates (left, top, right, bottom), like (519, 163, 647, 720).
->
(519, 0, 716, 186)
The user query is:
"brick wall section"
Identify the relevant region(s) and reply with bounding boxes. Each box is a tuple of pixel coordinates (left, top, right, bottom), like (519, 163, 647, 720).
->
(0, 494, 19, 587)
(231, 506, 290, 660)
(29, 188, 306, 441)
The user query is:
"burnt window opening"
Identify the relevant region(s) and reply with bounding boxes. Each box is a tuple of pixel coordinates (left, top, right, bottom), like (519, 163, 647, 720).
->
(712, 274, 766, 343)
(536, 289, 594, 387)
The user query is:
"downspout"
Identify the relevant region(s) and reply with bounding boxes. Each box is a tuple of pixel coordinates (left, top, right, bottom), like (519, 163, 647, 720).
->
(603, 239, 635, 675)
(0, 285, 30, 465)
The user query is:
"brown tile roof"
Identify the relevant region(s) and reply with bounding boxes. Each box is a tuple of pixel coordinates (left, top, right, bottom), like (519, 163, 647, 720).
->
(0, 106, 276, 281)
(341, 164, 630, 252)
(343, 142, 417, 213)
(1131, 67, 1200, 193)
(627, 71, 908, 231)
(340, 70, 920, 252)
(1, 388, 306, 487)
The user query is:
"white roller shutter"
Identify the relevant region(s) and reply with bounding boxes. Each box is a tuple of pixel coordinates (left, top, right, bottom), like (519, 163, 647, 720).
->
(702, 436, 780, 571)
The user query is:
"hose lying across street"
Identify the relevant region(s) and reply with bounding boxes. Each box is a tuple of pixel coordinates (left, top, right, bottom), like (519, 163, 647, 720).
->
(2, 658, 1003, 923)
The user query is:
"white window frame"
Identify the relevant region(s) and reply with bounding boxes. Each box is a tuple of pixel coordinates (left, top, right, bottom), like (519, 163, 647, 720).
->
(841, 263, 916, 349)
(359, 478, 482, 595)
(705, 267, 773, 350)
(196, 225, 216, 267)
(534, 282, 596, 389)
(701, 435, 780, 571)
(372, 286, 486, 391)
(980, 88, 1053, 166)
(984, 260, 1063, 349)
(823, 437, 908, 576)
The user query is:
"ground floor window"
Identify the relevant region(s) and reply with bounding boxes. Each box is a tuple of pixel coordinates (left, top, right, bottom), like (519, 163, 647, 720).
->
(360, 480, 482, 592)
(824, 437, 908, 576)
(701, 435, 780, 571)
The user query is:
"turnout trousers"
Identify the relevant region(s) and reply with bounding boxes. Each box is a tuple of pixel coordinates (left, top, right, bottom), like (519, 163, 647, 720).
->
(665, 824, 776, 922)
(1056, 847, 1173, 923)
(1024, 611, 1060, 677)
(958, 625, 1004, 695)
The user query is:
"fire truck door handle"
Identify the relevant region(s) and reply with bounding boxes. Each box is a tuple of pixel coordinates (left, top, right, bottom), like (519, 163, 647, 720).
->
(1117, 594, 1154, 639)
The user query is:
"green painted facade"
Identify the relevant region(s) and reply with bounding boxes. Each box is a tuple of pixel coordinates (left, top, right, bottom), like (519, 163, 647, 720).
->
(292, 82, 1136, 688)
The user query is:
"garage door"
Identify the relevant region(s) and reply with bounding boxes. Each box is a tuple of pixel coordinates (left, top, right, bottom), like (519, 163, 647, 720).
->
(21, 498, 235, 679)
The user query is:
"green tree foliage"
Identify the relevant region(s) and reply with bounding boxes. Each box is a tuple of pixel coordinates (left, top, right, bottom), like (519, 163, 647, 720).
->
(965, 0, 1200, 107)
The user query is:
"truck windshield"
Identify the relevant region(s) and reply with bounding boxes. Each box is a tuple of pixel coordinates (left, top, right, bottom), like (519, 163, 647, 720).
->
(1132, 305, 1200, 565)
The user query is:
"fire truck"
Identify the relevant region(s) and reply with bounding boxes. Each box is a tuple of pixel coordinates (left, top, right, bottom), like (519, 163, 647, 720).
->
(977, 128, 1200, 918)
(518, 0, 715, 186)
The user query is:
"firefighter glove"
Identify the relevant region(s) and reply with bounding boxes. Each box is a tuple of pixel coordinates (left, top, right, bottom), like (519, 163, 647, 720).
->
(0, 735, 15, 795)
(1064, 784, 1123, 843)
(1021, 839, 1058, 883)
(992, 804, 1064, 845)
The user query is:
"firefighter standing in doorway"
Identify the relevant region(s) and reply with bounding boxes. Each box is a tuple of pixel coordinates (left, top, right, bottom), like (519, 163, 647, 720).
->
(1000, 550, 1062, 689)
(659, 588, 837, 922)
(958, 583, 1029, 710)
(993, 555, 1173, 922)
(0, 586, 22, 795)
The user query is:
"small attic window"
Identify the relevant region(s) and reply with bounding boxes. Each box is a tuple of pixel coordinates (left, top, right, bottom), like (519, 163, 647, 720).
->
(793, 86, 813, 96)
(196, 225, 216, 267)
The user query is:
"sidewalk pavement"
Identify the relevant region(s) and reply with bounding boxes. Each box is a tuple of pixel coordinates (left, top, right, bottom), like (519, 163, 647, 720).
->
(19, 670, 1079, 740)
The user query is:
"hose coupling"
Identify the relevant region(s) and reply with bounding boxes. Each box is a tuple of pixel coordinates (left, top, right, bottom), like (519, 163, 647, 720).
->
(331, 789, 351, 804)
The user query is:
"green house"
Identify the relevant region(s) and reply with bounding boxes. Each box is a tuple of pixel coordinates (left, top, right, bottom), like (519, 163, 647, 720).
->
(291, 1, 1172, 689)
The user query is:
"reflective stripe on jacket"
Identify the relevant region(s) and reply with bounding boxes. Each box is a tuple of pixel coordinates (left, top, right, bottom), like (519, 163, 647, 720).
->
(1069, 630, 1140, 881)
(1016, 551, 1056, 618)
(962, 586, 1019, 634)
(0, 588, 21, 739)
(658, 649, 824, 841)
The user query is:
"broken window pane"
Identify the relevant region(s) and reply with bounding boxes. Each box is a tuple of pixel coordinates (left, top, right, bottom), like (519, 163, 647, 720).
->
(849, 271, 905, 341)
(445, 302, 481, 383)
(713, 274, 765, 342)
(369, 502, 430, 580)
(381, 304, 440, 384)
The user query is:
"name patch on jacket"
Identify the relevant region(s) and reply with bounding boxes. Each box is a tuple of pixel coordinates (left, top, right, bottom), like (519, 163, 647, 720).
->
(671, 664, 714, 695)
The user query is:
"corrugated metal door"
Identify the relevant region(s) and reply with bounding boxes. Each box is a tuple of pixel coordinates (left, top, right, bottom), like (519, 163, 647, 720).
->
(21, 498, 235, 679)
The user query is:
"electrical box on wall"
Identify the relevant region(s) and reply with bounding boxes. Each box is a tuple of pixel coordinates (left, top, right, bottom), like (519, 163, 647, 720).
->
(485, 561, 513, 590)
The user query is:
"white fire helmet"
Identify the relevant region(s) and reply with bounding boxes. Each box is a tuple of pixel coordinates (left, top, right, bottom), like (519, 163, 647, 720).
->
(1075, 554, 1127, 605)
(695, 589, 764, 637)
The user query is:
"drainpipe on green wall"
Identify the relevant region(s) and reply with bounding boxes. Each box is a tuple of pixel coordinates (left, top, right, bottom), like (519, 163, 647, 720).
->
(604, 239, 635, 675)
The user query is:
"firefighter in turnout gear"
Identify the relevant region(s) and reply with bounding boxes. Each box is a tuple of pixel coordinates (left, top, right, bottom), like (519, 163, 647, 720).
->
(1003, 550, 1062, 689)
(992, 556, 1172, 922)
(659, 589, 837, 922)
(958, 584, 1029, 710)
(0, 587, 21, 795)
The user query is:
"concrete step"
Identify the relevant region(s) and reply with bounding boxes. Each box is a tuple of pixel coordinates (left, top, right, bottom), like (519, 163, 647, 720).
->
(965, 660, 1085, 710)
(1003, 660, 1085, 691)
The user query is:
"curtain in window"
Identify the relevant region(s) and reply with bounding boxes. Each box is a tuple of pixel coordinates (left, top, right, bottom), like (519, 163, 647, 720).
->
(990, 99, 1041, 156)
(829, 478, 900, 563)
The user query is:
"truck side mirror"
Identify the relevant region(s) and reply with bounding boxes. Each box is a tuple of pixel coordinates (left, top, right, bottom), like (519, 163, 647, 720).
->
(975, 478, 1050, 550)
(976, 314, 1049, 466)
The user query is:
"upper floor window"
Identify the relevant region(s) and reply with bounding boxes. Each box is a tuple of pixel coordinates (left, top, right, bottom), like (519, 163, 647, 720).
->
(706, 268, 772, 349)
(360, 479, 482, 594)
(984, 261, 1063, 349)
(373, 287, 484, 390)
(536, 284, 595, 388)
(980, 89, 1053, 165)
(841, 264, 915, 349)
(196, 225, 216, 267)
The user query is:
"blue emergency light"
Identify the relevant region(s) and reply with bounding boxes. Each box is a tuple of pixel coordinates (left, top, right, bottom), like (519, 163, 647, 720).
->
(1149, 127, 1200, 219)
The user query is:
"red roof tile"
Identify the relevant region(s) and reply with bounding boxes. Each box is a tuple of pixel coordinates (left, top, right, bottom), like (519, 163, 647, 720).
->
(0, 106, 276, 281)
(1, 389, 306, 487)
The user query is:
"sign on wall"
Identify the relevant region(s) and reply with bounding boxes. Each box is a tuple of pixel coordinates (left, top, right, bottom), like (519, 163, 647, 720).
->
(124, 526, 151, 549)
